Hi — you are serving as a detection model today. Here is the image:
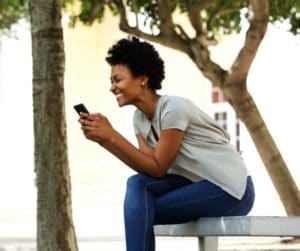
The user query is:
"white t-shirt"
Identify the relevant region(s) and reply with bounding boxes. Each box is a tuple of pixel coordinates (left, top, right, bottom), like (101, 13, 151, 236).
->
(133, 95, 249, 199)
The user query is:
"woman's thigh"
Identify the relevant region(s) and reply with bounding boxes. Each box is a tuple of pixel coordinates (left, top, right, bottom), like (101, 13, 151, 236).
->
(155, 176, 254, 225)
(126, 173, 193, 197)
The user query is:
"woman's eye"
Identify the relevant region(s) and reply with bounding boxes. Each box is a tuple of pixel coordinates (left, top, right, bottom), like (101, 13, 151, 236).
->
(111, 76, 124, 84)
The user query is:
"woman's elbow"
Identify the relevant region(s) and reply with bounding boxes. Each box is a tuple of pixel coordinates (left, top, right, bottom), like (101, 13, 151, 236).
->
(151, 160, 168, 178)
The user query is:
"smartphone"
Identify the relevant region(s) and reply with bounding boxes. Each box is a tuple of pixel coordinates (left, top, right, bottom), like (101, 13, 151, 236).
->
(73, 103, 90, 115)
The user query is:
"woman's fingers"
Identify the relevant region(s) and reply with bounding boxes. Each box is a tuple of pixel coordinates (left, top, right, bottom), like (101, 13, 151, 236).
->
(78, 112, 112, 143)
(80, 114, 101, 133)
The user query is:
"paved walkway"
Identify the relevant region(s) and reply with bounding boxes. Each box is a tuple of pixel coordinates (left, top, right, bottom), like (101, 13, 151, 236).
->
(1, 236, 300, 251)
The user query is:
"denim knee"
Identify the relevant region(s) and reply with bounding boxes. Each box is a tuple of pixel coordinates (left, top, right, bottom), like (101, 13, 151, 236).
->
(126, 174, 147, 190)
(124, 174, 147, 210)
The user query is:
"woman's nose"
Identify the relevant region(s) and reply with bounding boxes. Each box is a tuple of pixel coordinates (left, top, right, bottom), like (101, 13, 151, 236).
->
(110, 83, 116, 93)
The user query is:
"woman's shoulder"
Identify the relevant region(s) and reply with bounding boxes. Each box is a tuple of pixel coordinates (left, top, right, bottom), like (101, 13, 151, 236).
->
(160, 95, 194, 110)
(161, 95, 188, 103)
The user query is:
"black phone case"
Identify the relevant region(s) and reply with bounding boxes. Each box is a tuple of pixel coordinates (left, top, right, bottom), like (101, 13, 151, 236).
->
(73, 103, 89, 115)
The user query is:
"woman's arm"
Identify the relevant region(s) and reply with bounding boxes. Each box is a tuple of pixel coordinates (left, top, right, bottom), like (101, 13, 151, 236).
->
(79, 113, 184, 178)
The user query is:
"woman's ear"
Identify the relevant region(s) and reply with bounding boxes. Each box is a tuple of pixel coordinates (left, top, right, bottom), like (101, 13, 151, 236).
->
(140, 76, 149, 86)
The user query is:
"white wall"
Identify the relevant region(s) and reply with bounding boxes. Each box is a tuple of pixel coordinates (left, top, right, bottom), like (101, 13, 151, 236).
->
(246, 25, 300, 215)
(0, 22, 36, 237)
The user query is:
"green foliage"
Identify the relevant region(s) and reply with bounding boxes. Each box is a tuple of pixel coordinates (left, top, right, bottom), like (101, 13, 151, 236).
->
(1, 0, 299, 35)
(0, 0, 28, 32)
(268, 0, 300, 34)
(205, 0, 249, 38)
(67, 0, 119, 27)
(74, 0, 299, 37)
(0, 0, 74, 32)
(126, 0, 160, 29)
(78, 0, 105, 24)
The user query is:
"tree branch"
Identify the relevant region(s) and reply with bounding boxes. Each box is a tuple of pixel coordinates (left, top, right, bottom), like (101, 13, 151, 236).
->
(186, 35, 227, 86)
(131, 0, 139, 29)
(174, 24, 190, 40)
(113, 0, 225, 85)
(112, 0, 128, 28)
(228, 0, 269, 86)
(207, 7, 240, 32)
(112, 0, 191, 55)
(157, 0, 175, 36)
(186, 0, 215, 36)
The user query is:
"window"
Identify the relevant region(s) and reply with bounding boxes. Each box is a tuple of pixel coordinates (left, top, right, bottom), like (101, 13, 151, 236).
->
(211, 85, 241, 152)
(214, 111, 242, 152)
(214, 111, 227, 131)
(212, 86, 226, 103)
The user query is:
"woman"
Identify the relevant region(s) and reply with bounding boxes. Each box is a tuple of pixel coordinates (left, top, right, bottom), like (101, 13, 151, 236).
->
(78, 36, 255, 251)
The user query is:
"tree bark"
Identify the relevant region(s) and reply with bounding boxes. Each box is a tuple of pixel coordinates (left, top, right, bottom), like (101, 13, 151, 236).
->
(29, 0, 78, 250)
(114, 0, 300, 215)
(229, 89, 300, 215)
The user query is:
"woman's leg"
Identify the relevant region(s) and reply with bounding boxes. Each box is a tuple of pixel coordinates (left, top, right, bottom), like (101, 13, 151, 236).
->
(123, 173, 193, 251)
(124, 173, 254, 251)
(155, 176, 255, 224)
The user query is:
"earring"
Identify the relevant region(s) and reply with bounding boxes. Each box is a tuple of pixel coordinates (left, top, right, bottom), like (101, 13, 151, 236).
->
(141, 82, 145, 86)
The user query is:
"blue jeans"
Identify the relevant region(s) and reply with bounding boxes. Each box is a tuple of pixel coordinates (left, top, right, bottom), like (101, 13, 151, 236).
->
(124, 173, 255, 251)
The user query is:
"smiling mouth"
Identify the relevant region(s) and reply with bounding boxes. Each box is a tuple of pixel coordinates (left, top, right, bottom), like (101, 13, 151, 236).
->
(115, 93, 123, 99)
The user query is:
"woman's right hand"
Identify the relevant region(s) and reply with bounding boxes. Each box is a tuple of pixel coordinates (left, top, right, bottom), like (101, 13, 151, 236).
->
(79, 112, 115, 145)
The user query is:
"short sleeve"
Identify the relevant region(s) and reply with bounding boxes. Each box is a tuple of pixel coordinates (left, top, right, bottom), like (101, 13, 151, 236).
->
(161, 98, 190, 131)
(133, 110, 141, 135)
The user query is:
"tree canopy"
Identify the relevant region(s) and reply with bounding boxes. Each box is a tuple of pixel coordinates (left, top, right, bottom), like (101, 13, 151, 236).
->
(0, 0, 28, 32)
(2, 1, 300, 36)
(74, 0, 300, 37)
(0, 0, 71, 32)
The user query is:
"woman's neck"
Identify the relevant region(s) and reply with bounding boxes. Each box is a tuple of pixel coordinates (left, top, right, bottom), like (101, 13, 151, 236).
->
(135, 92, 161, 121)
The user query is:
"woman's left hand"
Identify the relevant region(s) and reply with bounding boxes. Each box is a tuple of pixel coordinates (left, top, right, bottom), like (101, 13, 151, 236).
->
(79, 113, 114, 145)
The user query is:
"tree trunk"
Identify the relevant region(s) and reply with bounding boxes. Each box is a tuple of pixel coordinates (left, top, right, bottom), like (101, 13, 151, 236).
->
(29, 1, 78, 250)
(227, 88, 300, 215)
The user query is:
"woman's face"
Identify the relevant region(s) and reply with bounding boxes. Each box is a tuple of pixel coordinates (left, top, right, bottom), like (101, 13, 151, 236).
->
(110, 64, 144, 107)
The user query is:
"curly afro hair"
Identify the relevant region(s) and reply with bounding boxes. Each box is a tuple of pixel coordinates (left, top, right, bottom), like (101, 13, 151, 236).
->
(105, 36, 165, 90)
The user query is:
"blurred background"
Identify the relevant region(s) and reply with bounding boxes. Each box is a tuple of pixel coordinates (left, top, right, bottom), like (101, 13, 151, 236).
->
(0, 10, 299, 251)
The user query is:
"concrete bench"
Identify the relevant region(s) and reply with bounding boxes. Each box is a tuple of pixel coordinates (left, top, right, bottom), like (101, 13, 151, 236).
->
(154, 216, 300, 251)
